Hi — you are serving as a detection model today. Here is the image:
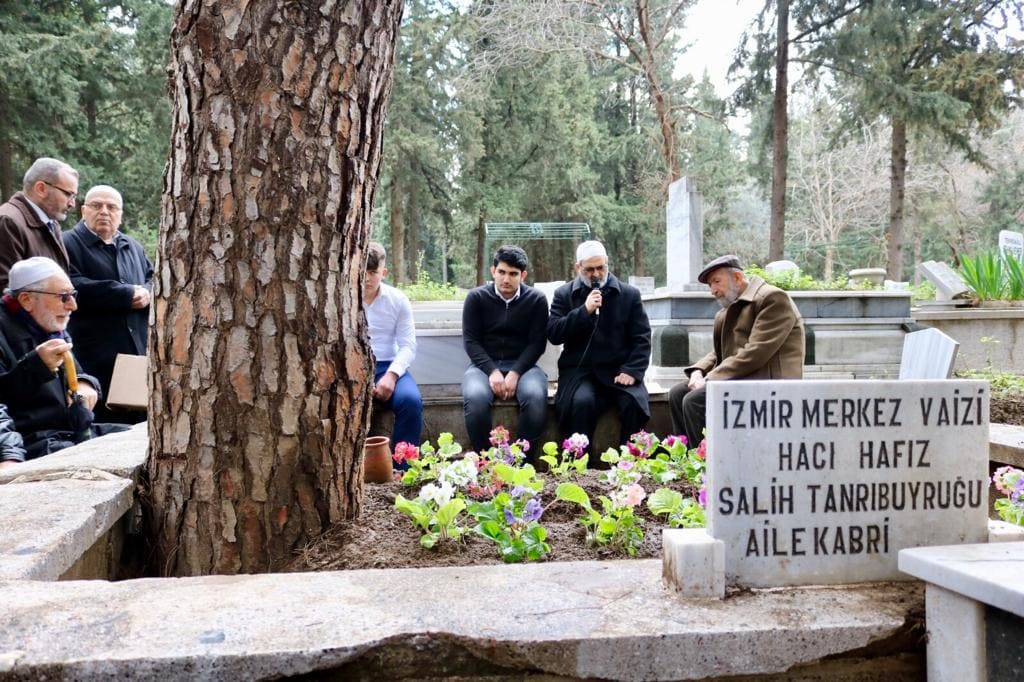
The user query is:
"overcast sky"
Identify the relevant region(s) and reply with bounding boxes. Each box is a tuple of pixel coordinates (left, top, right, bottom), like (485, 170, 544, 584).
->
(674, 0, 763, 96)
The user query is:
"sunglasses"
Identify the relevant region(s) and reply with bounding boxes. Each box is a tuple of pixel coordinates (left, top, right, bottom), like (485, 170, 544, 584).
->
(23, 289, 78, 303)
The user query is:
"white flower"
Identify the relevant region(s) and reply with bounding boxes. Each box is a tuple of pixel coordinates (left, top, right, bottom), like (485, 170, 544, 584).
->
(438, 458, 479, 487)
(418, 481, 455, 506)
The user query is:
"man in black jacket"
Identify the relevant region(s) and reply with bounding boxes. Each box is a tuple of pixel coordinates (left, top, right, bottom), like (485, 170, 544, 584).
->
(547, 240, 651, 449)
(461, 245, 549, 456)
(0, 257, 128, 460)
(63, 185, 152, 423)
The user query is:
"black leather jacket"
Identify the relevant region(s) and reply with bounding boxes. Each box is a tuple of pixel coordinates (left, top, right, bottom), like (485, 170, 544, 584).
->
(0, 401, 26, 463)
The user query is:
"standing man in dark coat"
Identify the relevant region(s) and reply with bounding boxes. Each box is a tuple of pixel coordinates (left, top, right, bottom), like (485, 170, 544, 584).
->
(669, 255, 805, 448)
(0, 157, 78, 290)
(62, 185, 152, 423)
(547, 240, 651, 449)
(462, 245, 549, 456)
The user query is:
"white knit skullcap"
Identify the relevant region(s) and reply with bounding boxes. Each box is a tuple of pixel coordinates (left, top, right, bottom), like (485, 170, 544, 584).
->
(575, 240, 607, 263)
(7, 257, 65, 292)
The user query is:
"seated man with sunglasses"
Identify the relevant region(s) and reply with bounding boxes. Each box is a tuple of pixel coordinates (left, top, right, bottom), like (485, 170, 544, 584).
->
(63, 185, 152, 423)
(0, 257, 128, 461)
(0, 157, 78, 291)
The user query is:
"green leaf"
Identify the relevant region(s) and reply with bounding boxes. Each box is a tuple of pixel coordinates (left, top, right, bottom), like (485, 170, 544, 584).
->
(555, 482, 591, 507)
(647, 488, 684, 515)
(436, 498, 466, 526)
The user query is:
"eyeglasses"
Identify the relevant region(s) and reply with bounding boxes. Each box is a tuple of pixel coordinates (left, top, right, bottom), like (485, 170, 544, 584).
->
(22, 289, 77, 303)
(83, 201, 122, 212)
(42, 181, 77, 203)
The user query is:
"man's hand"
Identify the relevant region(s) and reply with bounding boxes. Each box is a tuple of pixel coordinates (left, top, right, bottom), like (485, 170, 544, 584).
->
(373, 371, 398, 401)
(688, 369, 706, 391)
(502, 371, 520, 399)
(584, 288, 603, 315)
(489, 369, 509, 400)
(131, 286, 151, 309)
(613, 372, 636, 386)
(0, 460, 19, 469)
(36, 339, 72, 372)
(78, 383, 99, 410)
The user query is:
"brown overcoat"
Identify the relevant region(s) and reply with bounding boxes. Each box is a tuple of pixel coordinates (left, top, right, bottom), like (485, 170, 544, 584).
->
(0, 192, 71, 291)
(687, 275, 804, 380)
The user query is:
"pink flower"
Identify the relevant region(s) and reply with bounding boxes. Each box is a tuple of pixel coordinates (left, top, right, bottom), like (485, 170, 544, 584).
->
(618, 460, 635, 471)
(392, 441, 419, 464)
(489, 425, 510, 447)
(624, 483, 646, 507)
(698, 485, 707, 508)
(664, 434, 686, 448)
(563, 433, 589, 459)
(696, 439, 707, 460)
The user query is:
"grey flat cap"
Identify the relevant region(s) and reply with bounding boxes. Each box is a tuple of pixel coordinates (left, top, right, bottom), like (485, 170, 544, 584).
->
(697, 255, 743, 284)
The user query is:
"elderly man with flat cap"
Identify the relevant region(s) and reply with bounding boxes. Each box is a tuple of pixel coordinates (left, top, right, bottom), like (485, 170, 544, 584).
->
(0, 257, 128, 461)
(669, 255, 805, 448)
(547, 240, 651, 450)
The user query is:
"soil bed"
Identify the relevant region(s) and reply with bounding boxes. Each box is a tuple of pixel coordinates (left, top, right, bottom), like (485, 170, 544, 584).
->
(992, 394, 1024, 426)
(287, 471, 697, 572)
(290, 393, 1022, 573)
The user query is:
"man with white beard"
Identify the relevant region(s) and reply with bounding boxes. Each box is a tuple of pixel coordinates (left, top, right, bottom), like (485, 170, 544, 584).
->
(0, 257, 128, 462)
(668, 255, 805, 449)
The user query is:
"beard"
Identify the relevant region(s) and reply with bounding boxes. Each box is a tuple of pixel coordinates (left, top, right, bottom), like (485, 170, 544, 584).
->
(715, 282, 742, 308)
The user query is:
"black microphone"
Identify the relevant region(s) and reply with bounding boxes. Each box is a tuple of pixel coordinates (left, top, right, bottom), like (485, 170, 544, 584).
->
(591, 278, 601, 317)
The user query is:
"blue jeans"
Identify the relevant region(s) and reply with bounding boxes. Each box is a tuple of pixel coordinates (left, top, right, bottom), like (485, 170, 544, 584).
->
(462, 363, 548, 454)
(374, 361, 423, 450)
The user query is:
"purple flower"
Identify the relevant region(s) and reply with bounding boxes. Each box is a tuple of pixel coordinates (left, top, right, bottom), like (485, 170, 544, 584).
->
(698, 485, 707, 508)
(504, 505, 517, 525)
(523, 497, 543, 522)
(510, 485, 530, 498)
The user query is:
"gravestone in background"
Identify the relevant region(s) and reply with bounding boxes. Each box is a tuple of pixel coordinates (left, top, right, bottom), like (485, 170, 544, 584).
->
(706, 379, 989, 588)
(917, 260, 971, 301)
(665, 177, 703, 290)
(629, 276, 655, 295)
(999, 230, 1024, 261)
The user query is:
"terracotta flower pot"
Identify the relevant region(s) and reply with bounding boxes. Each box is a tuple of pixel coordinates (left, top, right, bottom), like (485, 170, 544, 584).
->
(363, 436, 393, 483)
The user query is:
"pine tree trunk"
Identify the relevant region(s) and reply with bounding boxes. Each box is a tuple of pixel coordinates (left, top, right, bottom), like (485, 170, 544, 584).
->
(408, 184, 419, 282)
(887, 119, 908, 280)
(390, 173, 406, 284)
(476, 210, 486, 286)
(147, 0, 403, 576)
(769, 0, 789, 262)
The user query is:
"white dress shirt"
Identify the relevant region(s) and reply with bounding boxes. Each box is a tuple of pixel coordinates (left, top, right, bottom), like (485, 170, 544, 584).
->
(365, 281, 416, 377)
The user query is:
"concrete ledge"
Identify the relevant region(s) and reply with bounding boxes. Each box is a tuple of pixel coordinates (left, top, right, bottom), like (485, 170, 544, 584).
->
(899, 543, 1024, 618)
(991, 423, 1024, 468)
(0, 560, 923, 680)
(0, 423, 148, 484)
(0, 475, 133, 580)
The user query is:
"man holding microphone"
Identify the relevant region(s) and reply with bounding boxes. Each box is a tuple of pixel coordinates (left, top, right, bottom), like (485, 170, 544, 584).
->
(546, 240, 651, 450)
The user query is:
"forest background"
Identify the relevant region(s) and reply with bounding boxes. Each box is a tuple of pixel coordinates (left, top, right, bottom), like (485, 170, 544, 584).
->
(1, 0, 1022, 287)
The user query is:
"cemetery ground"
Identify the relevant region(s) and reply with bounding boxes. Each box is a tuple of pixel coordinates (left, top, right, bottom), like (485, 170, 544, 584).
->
(289, 382, 1024, 574)
(289, 469, 696, 572)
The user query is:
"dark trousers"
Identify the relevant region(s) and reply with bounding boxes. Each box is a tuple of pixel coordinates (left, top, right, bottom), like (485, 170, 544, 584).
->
(462, 364, 548, 455)
(669, 382, 707, 449)
(373, 361, 423, 448)
(558, 376, 647, 448)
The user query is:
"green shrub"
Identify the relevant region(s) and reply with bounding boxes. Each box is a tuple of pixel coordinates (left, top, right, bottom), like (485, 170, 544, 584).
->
(399, 270, 464, 301)
(958, 251, 1024, 301)
(745, 266, 862, 291)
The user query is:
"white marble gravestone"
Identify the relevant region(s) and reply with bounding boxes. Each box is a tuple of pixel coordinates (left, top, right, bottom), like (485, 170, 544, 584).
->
(999, 229, 1024, 261)
(917, 260, 971, 301)
(665, 177, 703, 289)
(706, 379, 989, 588)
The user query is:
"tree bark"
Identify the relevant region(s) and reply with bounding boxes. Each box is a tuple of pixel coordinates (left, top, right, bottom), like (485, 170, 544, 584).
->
(887, 118, 908, 280)
(389, 172, 406, 284)
(768, 0, 789, 263)
(476, 209, 486, 286)
(147, 0, 403, 576)
(407, 183, 419, 282)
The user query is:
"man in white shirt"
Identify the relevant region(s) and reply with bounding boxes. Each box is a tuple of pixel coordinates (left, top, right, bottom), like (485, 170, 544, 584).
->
(363, 242, 422, 452)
